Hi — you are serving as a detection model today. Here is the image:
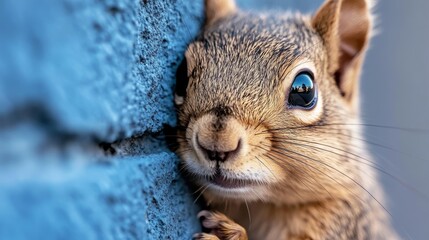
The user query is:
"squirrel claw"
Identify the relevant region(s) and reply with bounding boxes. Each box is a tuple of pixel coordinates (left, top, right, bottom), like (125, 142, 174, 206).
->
(194, 210, 248, 240)
(192, 233, 220, 240)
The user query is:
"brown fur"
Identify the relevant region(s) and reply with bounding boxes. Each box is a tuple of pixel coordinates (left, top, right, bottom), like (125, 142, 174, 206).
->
(174, 0, 399, 239)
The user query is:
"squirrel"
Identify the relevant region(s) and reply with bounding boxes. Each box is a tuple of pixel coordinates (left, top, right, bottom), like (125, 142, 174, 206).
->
(174, 0, 400, 239)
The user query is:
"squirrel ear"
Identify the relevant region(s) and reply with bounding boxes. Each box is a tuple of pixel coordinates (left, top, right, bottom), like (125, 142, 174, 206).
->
(312, 0, 373, 104)
(205, 0, 237, 26)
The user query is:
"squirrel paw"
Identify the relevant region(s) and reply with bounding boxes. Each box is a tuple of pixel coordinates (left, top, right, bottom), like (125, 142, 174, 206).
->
(193, 210, 247, 240)
(192, 233, 220, 240)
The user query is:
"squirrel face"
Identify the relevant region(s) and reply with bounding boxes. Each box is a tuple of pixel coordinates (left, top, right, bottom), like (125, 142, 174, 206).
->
(175, 0, 373, 205)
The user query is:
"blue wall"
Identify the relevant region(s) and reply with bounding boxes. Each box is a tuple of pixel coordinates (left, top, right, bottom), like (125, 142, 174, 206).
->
(0, 0, 204, 239)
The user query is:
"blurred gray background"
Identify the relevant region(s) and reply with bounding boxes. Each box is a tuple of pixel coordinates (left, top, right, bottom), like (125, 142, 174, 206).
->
(237, 0, 429, 239)
(364, 1, 429, 239)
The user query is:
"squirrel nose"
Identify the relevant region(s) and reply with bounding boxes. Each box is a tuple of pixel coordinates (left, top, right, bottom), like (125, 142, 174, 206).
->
(196, 135, 241, 163)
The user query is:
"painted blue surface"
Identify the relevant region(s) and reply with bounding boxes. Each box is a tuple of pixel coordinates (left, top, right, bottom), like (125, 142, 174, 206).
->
(0, 0, 204, 140)
(0, 153, 200, 240)
(0, 0, 324, 239)
(0, 0, 204, 239)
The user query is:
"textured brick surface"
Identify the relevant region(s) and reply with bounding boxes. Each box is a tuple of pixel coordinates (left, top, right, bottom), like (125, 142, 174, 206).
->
(0, 0, 204, 140)
(0, 0, 204, 239)
(0, 153, 200, 240)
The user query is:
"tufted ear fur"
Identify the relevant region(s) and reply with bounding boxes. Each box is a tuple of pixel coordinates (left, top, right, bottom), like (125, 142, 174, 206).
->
(205, 0, 237, 26)
(312, 0, 373, 106)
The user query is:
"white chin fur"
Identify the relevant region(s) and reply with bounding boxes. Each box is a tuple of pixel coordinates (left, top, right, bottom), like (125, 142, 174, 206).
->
(206, 183, 269, 201)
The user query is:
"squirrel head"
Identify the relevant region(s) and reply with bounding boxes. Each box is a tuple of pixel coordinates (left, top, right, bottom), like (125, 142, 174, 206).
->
(175, 0, 374, 204)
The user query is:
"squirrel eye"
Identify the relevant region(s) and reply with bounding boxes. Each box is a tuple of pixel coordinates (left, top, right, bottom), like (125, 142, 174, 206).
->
(174, 58, 189, 105)
(288, 72, 317, 109)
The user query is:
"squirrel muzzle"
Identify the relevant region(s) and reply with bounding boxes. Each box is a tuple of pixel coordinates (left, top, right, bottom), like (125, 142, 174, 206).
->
(192, 112, 247, 164)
